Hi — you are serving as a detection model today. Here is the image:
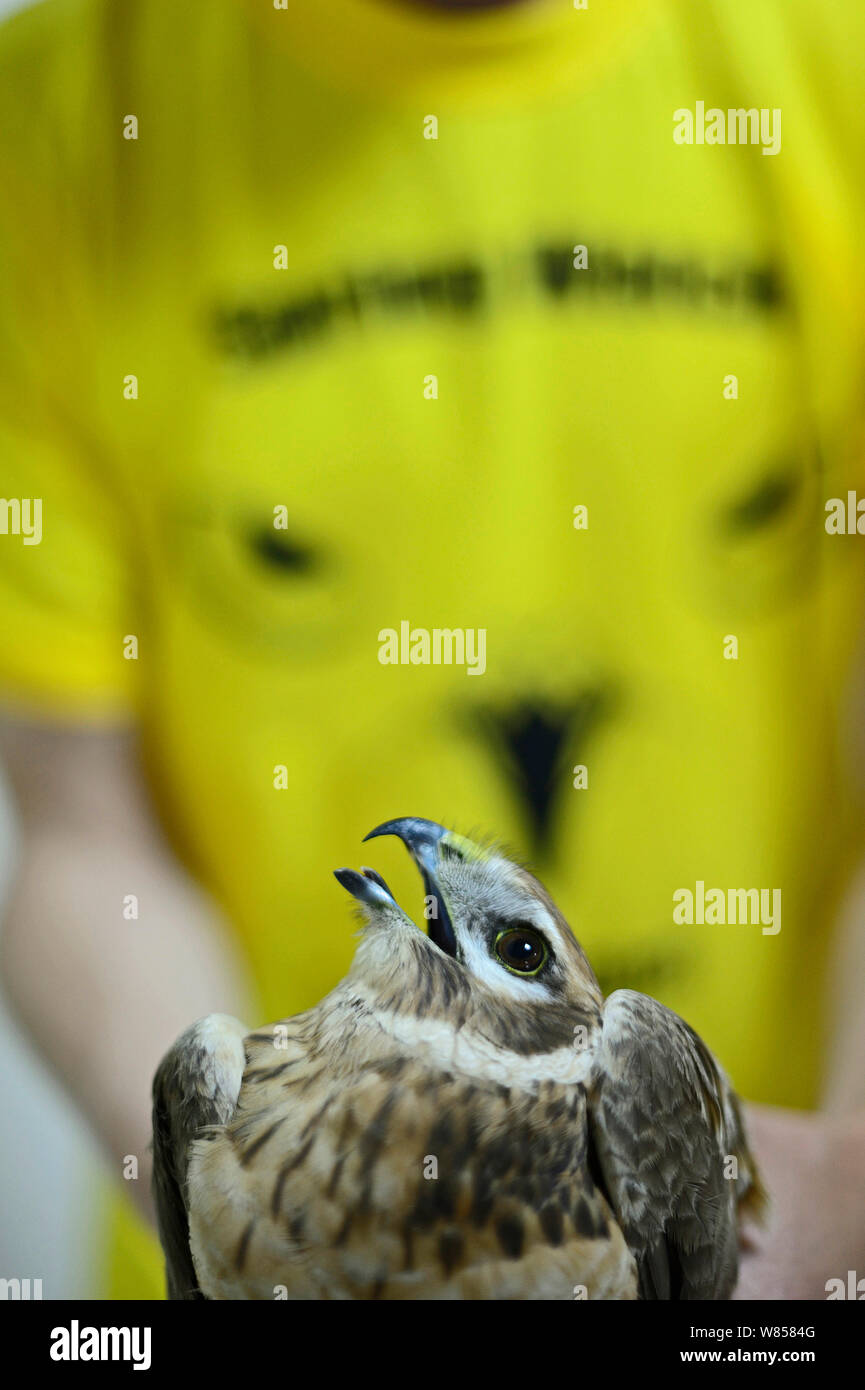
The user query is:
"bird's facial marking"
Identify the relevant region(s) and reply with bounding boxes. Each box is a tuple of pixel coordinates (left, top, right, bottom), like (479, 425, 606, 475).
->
(448, 898, 561, 1004)
(426, 851, 569, 995)
(438, 830, 488, 865)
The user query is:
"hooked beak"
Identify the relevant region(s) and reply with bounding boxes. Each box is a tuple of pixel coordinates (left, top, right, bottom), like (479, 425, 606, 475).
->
(333, 817, 458, 959)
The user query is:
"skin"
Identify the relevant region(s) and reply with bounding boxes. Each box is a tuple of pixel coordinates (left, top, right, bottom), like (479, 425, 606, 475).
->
(734, 1106, 865, 1300)
(734, 865, 865, 1299)
(0, 721, 252, 1220)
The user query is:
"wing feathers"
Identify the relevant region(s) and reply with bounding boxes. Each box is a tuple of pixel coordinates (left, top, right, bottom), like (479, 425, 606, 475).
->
(588, 989, 763, 1300)
(151, 1013, 248, 1300)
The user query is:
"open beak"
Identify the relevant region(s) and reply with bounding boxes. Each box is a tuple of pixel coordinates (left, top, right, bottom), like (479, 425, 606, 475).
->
(334, 817, 458, 959)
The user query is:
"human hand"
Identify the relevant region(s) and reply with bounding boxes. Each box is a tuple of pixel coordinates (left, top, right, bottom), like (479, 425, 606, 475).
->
(733, 1103, 865, 1300)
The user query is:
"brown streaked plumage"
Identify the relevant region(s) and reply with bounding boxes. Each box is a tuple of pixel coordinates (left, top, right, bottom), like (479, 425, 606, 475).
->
(152, 817, 764, 1300)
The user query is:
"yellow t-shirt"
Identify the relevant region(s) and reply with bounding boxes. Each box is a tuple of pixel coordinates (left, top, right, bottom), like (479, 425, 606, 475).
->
(2, 0, 865, 1298)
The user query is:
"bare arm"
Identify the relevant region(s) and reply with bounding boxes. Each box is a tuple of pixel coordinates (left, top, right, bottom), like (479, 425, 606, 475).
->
(733, 870, 865, 1299)
(0, 720, 253, 1220)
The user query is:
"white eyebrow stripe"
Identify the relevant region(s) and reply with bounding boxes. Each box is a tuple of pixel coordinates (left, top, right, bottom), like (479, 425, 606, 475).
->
(457, 930, 556, 1003)
(474, 879, 569, 956)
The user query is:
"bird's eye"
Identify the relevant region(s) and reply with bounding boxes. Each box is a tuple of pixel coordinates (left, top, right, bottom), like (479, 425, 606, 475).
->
(494, 926, 548, 976)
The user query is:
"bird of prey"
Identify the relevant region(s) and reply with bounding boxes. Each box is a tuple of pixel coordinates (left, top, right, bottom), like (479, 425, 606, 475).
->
(152, 817, 764, 1300)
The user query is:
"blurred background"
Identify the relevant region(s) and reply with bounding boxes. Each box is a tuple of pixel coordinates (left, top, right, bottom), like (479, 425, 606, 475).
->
(0, 0, 97, 1306)
(1, 0, 863, 1304)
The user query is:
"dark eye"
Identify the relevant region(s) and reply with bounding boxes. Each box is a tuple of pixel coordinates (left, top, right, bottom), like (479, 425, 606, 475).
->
(494, 926, 548, 976)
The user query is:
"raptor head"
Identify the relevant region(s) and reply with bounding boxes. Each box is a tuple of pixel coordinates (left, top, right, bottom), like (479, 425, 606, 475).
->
(334, 818, 603, 1055)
